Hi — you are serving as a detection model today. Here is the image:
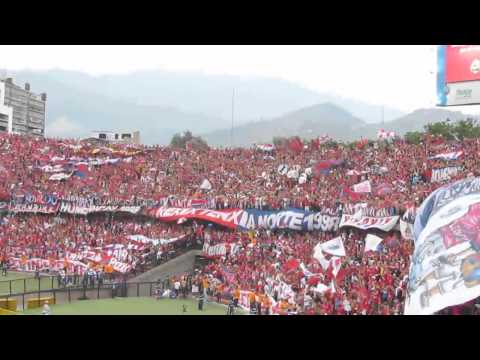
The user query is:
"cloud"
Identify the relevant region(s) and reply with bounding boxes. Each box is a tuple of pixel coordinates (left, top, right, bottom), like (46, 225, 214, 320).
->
(45, 116, 86, 139)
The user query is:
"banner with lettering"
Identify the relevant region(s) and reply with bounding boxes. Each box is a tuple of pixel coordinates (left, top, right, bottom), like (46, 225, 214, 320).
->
(202, 243, 231, 258)
(339, 213, 399, 231)
(405, 176, 480, 315)
(9, 202, 60, 214)
(431, 166, 462, 183)
(59, 202, 141, 215)
(143, 207, 340, 232)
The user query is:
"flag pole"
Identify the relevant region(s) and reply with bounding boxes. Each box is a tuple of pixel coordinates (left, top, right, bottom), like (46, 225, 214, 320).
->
(230, 88, 235, 149)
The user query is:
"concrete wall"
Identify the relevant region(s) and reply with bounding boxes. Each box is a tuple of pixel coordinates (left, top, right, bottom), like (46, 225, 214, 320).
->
(129, 250, 202, 283)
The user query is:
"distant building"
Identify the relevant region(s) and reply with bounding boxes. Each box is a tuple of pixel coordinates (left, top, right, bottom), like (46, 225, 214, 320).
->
(90, 130, 141, 145)
(0, 77, 47, 137)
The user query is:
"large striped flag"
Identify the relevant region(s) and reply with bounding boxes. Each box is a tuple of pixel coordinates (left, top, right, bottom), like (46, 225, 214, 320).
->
(428, 150, 464, 161)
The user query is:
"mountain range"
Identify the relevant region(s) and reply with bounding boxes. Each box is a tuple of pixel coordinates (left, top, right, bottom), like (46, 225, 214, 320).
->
(203, 104, 474, 146)
(0, 68, 476, 145)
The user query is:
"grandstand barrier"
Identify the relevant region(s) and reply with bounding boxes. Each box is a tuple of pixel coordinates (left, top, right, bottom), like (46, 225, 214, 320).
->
(3, 277, 173, 311)
(0, 307, 18, 315)
(27, 296, 55, 309)
(0, 298, 17, 311)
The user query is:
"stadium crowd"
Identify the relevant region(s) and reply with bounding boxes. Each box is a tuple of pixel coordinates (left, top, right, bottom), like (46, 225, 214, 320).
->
(1, 131, 480, 314)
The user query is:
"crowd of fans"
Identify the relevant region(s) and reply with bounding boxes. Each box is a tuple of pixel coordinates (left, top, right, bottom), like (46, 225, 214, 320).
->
(1, 131, 480, 314)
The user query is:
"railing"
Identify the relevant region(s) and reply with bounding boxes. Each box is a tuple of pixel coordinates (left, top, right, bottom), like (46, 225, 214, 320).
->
(0, 236, 203, 298)
(1, 278, 174, 312)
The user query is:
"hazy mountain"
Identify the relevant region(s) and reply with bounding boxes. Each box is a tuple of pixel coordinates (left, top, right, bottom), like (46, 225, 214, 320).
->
(3, 70, 224, 144)
(203, 103, 367, 146)
(3, 69, 475, 146)
(203, 105, 479, 147)
(3, 69, 405, 127)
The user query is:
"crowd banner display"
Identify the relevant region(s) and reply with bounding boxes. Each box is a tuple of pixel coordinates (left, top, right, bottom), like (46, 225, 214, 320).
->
(431, 166, 462, 183)
(339, 213, 399, 231)
(143, 207, 340, 232)
(405, 176, 480, 315)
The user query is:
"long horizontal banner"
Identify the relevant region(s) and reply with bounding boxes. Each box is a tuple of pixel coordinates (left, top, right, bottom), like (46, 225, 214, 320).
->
(59, 202, 141, 215)
(143, 207, 340, 232)
(339, 213, 399, 231)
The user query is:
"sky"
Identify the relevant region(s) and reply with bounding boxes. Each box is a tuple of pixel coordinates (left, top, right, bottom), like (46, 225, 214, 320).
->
(0, 45, 478, 113)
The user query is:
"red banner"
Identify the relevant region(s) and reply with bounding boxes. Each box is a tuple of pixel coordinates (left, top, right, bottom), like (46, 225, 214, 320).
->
(446, 45, 480, 83)
(143, 207, 241, 229)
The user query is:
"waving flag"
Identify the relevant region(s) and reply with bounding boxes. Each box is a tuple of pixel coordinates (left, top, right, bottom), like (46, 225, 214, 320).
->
(376, 183, 392, 196)
(256, 144, 275, 152)
(288, 137, 304, 154)
(342, 186, 361, 201)
(320, 237, 346, 257)
(313, 243, 330, 270)
(314, 159, 344, 176)
(429, 150, 463, 161)
(330, 257, 342, 277)
(377, 129, 395, 139)
(353, 180, 372, 193)
(284, 258, 300, 272)
(364, 234, 384, 252)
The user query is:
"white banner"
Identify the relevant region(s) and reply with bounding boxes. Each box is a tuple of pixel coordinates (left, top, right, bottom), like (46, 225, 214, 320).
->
(49, 172, 73, 181)
(405, 177, 480, 315)
(431, 166, 462, 183)
(339, 214, 399, 231)
(202, 243, 229, 258)
(353, 180, 372, 193)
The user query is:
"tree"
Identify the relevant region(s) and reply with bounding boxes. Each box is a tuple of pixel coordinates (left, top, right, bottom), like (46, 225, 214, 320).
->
(273, 136, 288, 147)
(169, 131, 208, 150)
(424, 121, 455, 140)
(452, 118, 480, 140)
(404, 131, 423, 145)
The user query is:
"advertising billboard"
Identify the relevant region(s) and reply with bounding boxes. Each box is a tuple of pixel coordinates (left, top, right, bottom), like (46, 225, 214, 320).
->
(437, 45, 480, 106)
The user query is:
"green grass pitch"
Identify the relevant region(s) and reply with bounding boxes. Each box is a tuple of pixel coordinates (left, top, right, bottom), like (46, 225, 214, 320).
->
(22, 297, 247, 315)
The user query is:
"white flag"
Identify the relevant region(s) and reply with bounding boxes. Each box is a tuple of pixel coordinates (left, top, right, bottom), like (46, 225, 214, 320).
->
(49, 172, 72, 181)
(200, 178, 212, 190)
(314, 283, 330, 294)
(313, 243, 330, 270)
(299, 262, 314, 277)
(364, 234, 383, 252)
(353, 180, 372, 193)
(320, 237, 346, 257)
(331, 257, 342, 277)
(329, 280, 336, 294)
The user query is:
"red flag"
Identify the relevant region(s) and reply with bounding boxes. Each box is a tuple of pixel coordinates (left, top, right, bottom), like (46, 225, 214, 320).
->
(284, 258, 299, 272)
(342, 186, 360, 201)
(288, 137, 303, 154)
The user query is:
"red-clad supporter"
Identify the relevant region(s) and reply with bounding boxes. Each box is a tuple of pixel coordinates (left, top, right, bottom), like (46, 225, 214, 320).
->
(1, 132, 480, 314)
